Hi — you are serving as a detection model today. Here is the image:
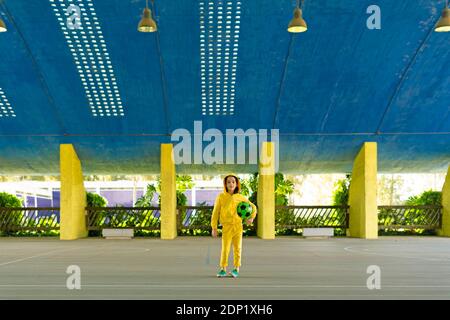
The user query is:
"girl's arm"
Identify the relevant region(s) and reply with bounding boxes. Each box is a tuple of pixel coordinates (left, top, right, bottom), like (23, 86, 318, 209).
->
(211, 195, 221, 230)
(248, 200, 257, 220)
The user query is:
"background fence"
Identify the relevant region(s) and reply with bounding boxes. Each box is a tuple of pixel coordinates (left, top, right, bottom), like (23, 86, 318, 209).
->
(0, 205, 443, 235)
(86, 207, 161, 230)
(0, 207, 60, 232)
(276, 205, 349, 229)
(378, 205, 442, 230)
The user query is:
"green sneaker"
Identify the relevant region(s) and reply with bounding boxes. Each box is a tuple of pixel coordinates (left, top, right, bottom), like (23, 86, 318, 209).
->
(230, 269, 239, 278)
(217, 269, 227, 278)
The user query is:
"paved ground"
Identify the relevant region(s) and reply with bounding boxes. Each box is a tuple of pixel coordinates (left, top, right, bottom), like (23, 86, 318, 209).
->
(0, 236, 449, 300)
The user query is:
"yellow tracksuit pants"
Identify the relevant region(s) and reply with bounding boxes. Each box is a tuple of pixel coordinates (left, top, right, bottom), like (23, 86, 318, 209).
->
(220, 223, 243, 268)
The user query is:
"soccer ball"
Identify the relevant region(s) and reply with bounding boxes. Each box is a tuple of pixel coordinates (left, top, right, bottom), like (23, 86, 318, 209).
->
(237, 202, 252, 220)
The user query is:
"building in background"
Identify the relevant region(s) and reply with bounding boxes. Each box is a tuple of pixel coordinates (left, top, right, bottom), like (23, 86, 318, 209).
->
(0, 177, 225, 208)
(0, 173, 446, 208)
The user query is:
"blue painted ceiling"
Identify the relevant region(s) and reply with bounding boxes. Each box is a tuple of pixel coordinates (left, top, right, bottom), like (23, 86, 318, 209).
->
(0, 0, 449, 174)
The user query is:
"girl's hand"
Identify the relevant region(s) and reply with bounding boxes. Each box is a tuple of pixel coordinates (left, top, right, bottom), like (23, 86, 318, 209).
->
(212, 229, 218, 238)
(246, 218, 254, 226)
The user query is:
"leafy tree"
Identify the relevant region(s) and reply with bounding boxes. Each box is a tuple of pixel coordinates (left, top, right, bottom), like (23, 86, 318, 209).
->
(275, 173, 294, 205)
(240, 173, 258, 204)
(134, 175, 194, 207)
(176, 175, 194, 207)
(378, 174, 403, 205)
(241, 173, 294, 206)
(332, 175, 351, 206)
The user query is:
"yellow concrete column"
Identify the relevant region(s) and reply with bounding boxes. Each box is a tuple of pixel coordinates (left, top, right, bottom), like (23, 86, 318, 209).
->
(257, 141, 275, 239)
(60, 144, 88, 240)
(348, 142, 378, 239)
(160, 144, 177, 239)
(438, 165, 450, 237)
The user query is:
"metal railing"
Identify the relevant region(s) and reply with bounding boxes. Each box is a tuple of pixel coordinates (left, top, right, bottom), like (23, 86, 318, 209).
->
(176, 206, 257, 232)
(2, 205, 442, 234)
(177, 206, 214, 231)
(0, 207, 60, 232)
(378, 205, 442, 230)
(86, 207, 161, 230)
(275, 205, 349, 229)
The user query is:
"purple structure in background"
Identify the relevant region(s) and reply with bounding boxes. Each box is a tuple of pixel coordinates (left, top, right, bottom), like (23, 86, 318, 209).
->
(14, 188, 224, 210)
(52, 190, 60, 207)
(195, 189, 222, 205)
(15, 194, 59, 221)
(185, 190, 192, 205)
(26, 196, 35, 207)
(37, 198, 52, 207)
(152, 193, 159, 206)
(100, 190, 133, 207)
(7, 185, 226, 227)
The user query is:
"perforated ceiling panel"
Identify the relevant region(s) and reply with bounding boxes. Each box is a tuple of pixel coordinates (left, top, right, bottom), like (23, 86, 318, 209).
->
(50, 0, 125, 117)
(0, 87, 15, 118)
(200, 0, 241, 116)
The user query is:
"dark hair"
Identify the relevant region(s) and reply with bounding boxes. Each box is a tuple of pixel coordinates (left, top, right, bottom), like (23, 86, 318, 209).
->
(225, 176, 239, 194)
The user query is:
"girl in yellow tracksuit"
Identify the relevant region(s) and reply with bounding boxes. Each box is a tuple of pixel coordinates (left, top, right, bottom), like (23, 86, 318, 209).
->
(211, 174, 257, 278)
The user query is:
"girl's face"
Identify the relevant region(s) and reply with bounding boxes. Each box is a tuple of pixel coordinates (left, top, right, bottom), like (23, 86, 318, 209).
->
(226, 176, 237, 193)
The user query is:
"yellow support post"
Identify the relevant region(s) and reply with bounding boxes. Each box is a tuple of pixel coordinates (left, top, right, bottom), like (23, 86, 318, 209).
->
(348, 142, 378, 239)
(160, 144, 177, 239)
(257, 141, 275, 239)
(438, 165, 450, 237)
(60, 144, 88, 240)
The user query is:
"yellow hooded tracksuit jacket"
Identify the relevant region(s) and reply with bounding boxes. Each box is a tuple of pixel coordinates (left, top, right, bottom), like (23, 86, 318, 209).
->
(211, 174, 257, 268)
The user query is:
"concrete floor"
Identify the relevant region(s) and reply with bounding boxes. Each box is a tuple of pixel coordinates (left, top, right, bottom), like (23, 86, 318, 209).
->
(0, 236, 449, 300)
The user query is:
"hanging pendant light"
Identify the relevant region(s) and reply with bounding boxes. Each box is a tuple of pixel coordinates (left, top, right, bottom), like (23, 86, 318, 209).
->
(435, 1, 450, 32)
(288, 0, 307, 33)
(138, 0, 157, 32)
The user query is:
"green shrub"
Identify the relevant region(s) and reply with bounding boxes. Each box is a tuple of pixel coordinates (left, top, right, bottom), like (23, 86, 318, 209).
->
(0, 192, 23, 207)
(134, 230, 160, 237)
(405, 190, 441, 206)
(380, 189, 442, 236)
(86, 192, 107, 236)
(0, 192, 24, 236)
(86, 192, 108, 207)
